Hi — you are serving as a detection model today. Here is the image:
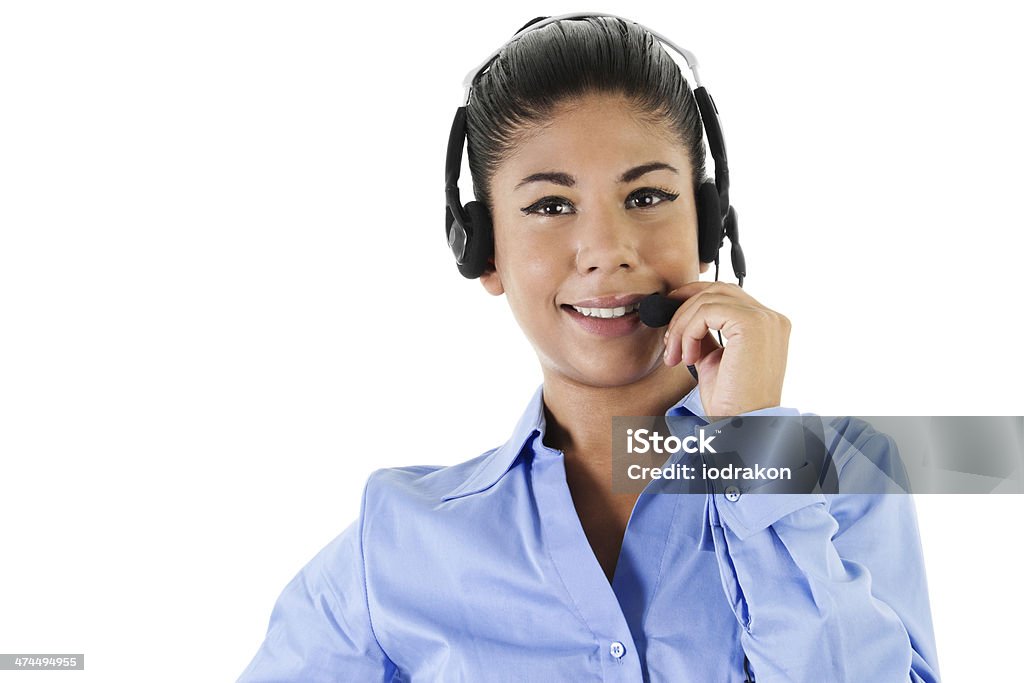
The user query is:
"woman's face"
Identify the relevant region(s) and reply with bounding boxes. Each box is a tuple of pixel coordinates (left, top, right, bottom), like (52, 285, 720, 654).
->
(481, 91, 709, 388)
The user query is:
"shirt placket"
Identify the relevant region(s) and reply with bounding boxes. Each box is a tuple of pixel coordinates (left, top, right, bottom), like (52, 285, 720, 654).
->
(531, 449, 646, 682)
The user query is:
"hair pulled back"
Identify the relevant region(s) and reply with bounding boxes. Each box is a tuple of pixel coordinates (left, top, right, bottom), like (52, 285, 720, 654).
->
(465, 16, 708, 213)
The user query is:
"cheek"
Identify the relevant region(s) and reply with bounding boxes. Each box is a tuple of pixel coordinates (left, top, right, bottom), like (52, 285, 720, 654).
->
(645, 228, 699, 270)
(504, 248, 564, 312)
(497, 224, 569, 288)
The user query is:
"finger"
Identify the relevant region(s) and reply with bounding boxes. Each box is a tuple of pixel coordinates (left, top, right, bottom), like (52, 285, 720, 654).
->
(686, 328, 723, 366)
(667, 292, 734, 333)
(664, 284, 753, 336)
(664, 293, 733, 362)
(662, 284, 760, 366)
(698, 327, 723, 357)
(664, 303, 725, 367)
(666, 280, 760, 308)
(679, 302, 736, 365)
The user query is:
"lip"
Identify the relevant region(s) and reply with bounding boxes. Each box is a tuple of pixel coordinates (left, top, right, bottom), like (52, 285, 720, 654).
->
(562, 303, 643, 338)
(560, 291, 661, 338)
(565, 292, 656, 308)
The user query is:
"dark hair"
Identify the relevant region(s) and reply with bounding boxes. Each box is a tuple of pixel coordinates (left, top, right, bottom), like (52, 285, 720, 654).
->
(465, 16, 708, 214)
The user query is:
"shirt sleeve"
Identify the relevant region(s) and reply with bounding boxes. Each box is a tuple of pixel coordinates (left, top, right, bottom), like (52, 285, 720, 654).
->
(236, 476, 398, 683)
(703, 408, 941, 683)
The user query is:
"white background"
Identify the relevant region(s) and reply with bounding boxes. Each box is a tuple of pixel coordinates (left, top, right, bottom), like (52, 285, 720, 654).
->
(1, 1, 1020, 681)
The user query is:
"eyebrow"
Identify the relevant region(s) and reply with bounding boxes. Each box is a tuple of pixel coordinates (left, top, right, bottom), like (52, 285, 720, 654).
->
(514, 162, 679, 191)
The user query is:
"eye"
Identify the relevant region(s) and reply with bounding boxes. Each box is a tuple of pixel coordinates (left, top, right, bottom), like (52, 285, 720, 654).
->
(626, 186, 680, 209)
(520, 197, 575, 217)
(519, 186, 680, 217)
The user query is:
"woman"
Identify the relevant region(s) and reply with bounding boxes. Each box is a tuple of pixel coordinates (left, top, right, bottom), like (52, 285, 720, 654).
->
(238, 14, 940, 682)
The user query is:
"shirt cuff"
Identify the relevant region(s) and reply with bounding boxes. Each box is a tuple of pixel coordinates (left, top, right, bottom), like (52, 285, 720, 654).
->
(709, 491, 828, 541)
(704, 405, 828, 540)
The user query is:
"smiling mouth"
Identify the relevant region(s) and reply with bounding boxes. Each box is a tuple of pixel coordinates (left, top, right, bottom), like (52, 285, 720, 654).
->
(560, 302, 641, 319)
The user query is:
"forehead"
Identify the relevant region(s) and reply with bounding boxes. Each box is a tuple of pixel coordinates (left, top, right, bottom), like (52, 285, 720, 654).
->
(495, 91, 691, 183)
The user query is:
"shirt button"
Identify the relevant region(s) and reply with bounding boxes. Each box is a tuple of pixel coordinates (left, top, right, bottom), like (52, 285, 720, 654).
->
(724, 485, 741, 502)
(609, 641, 626, 658)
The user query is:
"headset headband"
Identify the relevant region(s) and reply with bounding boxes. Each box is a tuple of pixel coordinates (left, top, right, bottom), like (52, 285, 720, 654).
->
(460, 12, 704, 106)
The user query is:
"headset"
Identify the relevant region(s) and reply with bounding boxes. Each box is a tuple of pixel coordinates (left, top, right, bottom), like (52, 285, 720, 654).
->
(443, 11, 747, 290)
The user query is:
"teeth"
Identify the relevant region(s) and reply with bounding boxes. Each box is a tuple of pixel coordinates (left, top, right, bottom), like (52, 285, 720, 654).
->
(571, 302, 639, 318)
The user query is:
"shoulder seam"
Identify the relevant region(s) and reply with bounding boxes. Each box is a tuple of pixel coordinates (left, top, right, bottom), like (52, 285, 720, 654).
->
(314, 469, 398, 674)
(358, 469, 397, 669)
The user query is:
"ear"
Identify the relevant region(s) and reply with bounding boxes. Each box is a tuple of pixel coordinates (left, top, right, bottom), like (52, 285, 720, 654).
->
(699, 261, 710, 274)
(479, 257, 504, 296)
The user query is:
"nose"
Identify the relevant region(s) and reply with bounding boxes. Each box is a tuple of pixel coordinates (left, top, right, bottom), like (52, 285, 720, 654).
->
(574, 206, 640, 275)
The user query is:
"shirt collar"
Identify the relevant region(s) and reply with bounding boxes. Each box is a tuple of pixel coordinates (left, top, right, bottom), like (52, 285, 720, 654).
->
(440, 382, 707, 502)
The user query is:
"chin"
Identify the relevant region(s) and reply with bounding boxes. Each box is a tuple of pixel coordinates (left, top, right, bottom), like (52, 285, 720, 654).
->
(566, 355, 662, 388)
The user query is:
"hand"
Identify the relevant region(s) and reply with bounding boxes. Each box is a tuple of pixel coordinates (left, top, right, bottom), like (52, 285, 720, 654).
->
(661, 281, 791, 418)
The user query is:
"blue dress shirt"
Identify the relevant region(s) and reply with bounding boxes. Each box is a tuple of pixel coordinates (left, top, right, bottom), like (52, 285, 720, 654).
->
(238, 382, 941, 682)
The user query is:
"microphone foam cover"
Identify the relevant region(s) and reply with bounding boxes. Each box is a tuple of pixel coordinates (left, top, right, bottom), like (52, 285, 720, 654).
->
(638, 294, 682, 328)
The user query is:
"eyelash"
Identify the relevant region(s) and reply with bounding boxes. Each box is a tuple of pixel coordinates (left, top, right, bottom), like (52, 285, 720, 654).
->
(519, 186, 680, 217)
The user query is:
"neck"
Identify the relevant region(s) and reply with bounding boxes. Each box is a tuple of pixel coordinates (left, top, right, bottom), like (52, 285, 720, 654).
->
(540, 361, 698, 471)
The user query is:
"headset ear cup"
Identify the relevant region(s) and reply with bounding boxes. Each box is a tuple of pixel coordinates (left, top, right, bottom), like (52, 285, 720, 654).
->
(458, 200, 495, 279)
(696, 181, 722, 264)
